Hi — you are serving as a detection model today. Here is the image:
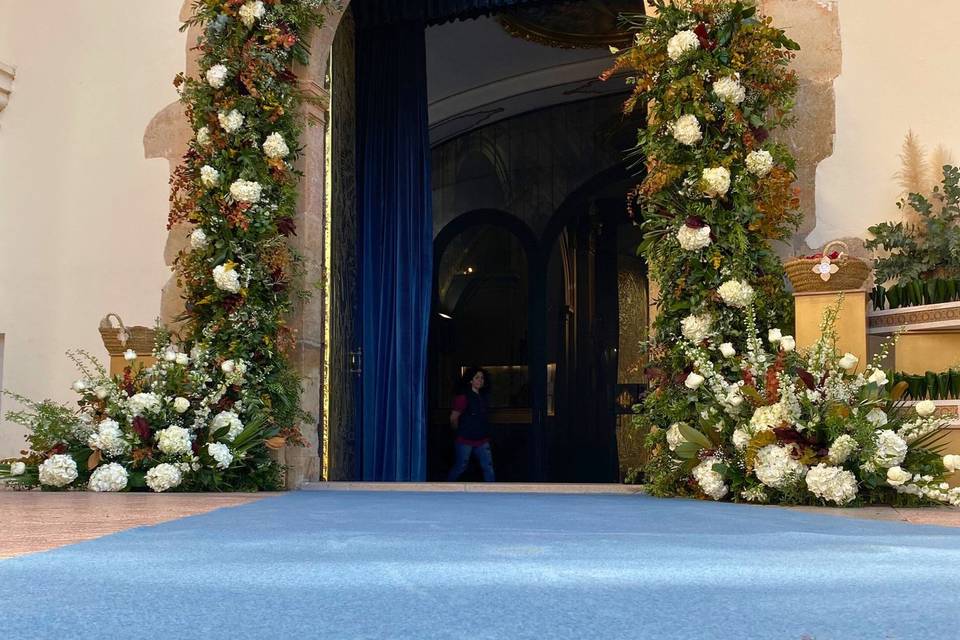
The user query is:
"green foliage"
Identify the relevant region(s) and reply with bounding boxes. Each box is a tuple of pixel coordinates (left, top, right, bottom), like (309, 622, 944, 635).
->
(867, 165, 960, 284)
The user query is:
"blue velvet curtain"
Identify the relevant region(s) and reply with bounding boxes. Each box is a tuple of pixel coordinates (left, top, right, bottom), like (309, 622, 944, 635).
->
(356, 21, 433, 481)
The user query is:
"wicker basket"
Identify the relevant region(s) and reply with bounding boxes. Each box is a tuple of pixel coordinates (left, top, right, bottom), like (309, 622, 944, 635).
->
(785, 240, 871, 293)
(98, 313, 156, 357)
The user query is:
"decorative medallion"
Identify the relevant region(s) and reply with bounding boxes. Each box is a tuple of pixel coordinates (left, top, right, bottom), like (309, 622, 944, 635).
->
(812, 254, 840, 281)
(498, 1, 642, 49)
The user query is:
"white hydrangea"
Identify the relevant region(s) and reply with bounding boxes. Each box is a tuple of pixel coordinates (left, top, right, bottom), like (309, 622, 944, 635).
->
(38, 454, 78, 488)
(190, 228, 208, 250)
(666, 423, 686, 451)
(754, 444, 807, 489)
(262, 132, 290, 159)
(213, 264, 241, 294)
(128, 392, 161, 416)
(872, 430, 908, 468)
(867, 368, 889, 387)
(88, 463, 128, 492)
(229, 179, 262, 204)
(87, 419, 128, 458)
(205, 64, 229, 89)
(827, 434, 858, 464)
(681, 313, 712, 344)
(218, 109, 244, 134)
(156, 426, 193, 456)
(667, 30, 700, 60)
(145, 463, 182, 493)
(676, 224, 711, 250)
(746, 150, 774, 177)
(211, 410, 244, 442)
(175, 353, 189, 366)
(196, 126, 211, 147)
(692, 457, 728, 500)
(749, 403, 787, 433)
(713, 75, 745, 104)
(732, 428, 751, 450)
(700, 167, 731, 198)
(200, 165, 220, 188)
(173, 397, 190, 414)
(207, 442, 234, 469)
(717, 279, 755, 309)
(238, 0, 265, 27)
(805, 464, 858, 504)
(669, 114, 702, 146)
(9, 461, 26, 475)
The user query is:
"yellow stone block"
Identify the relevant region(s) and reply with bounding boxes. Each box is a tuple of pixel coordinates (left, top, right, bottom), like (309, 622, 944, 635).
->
(794, 290, 867, 364)
(894, 333, 960, 375)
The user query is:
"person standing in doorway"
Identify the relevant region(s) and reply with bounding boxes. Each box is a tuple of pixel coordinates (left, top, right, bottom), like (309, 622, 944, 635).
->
(447, 367, 495, 482)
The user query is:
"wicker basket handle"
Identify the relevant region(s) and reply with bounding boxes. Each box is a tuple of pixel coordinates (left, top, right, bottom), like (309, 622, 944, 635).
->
(821, 240, 849, 266)
(99, 313, 130, 347)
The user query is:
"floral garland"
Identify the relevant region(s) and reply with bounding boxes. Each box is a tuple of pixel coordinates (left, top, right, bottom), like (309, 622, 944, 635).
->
(0, 0, 325, 491)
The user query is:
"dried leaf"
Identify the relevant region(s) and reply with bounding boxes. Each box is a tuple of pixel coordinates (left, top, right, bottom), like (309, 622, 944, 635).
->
(87, 449, 102, 471)
(264, 437, 287, 450)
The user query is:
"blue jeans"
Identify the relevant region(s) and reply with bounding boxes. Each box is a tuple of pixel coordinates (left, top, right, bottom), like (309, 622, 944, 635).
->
(447, 442, 495, 482)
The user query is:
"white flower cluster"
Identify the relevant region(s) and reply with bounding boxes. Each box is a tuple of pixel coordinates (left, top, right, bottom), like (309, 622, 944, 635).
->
(128, 392, 161, 416)
(827, 434, 858, 464)
(681, 313, 712, 344)
(213, 264, 241, 294)
(156, 426, 193, 456)
(190, 228, 208, 250)
(145, 463, 182, 493)
(39, 454, 78, 488)
(872, 430, 908, 468)
(239, 1, 265, 27)
(229, 179, 262, 204)
(667, 30, 700, 60)
(262, 132, 290, 159)
(196, 126, 211, 147)
(9, 461, 26, 476)
(174, 397, 191, 414)
(717, 279, 754, 309)
(741, 486, 768, 502)
(205, 64, 229, 89)
(700, 167, 730, 198)
(805, 464, 858, 504)
(88, 463, 128, 492)
(666, 423, 686, 451)
(676, 224, 711, 250)
(745, 150, 773, 177)
(207, 442, 234, 469)
(211, 410, 244, 442)
(749, 403, 787, 434)
(692, 457, 728, 500)
(669, 114, 702, 146)
(218, 109, 244, 134)
(87, 419, 128, 458)
(200, 165, 220, 188)
(713, 76, 745, 104)
(754, 444, 807, 489)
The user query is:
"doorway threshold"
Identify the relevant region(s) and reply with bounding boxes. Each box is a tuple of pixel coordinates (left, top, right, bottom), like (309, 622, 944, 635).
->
(300, 482, 644, 494)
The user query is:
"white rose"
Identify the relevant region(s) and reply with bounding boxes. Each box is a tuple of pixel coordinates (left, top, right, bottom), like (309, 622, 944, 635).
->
(200, 165, 220, 188)
(38, 454, 78, 488)
(238, 0, 265, 27)
(670, 114, 702, 146)
(163, 348, 177, 362)
(123, 349, 138, 361)
(746, 150, 774, 177)
(915, 400, 937, 417)
(72, 379, 87, 392)
(866, 408, 888, 427)
(667, 30, 700, 61)
(838, 353, 859, 370)
(218, 109, 244, 134)
(886, 466, 912, 487)
(262, 132, 290, 159)
(88, 463, 128, 493)
(9, 461, 26, 476)
(685, 372, 705, 390)
(713, 75, 746, 104)
(221, 359, 236, 374)
(779, 335, 796, 352)
(943, 455, 960, 473)
(173, 397, 190, 414)
(700, 167, 731, 198)
(205, 64, 229, 89)
(196, 126, 211, 147)
(229, 179, 262, 204)
(719, 342, 736, 358)
(175, 353, 189, 366)
(676, 224, 711, 251)
(732, 429, 751, 450)
(867, 368, 888, 387)
(94, 386, 109, 400)
(145, 463, 182, 493)
(717, 279, 754, 309)
(190, 228, 208, 250)
(213, 264, 241, 294)
(666, 423, 686, 451)
(680, 314, 712, 344)
(727, 393, 744, 408)
(768, 328, 783, 344)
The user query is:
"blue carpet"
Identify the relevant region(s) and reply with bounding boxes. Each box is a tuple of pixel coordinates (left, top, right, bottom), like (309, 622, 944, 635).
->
(2, 492, 960, 639)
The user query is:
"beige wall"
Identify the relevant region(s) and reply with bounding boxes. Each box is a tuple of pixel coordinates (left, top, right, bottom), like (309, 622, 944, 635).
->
(811, 0, 960, 248)
(0, 0, 185, 456)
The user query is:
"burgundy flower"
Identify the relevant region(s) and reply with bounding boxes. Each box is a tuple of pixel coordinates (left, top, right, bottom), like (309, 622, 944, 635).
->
(751, 126, 770, 144)
(131, 417, 153, 443)
(684, 216, 706, 229)
(276, 216, 297, 237)
(693, 23, 716, 51)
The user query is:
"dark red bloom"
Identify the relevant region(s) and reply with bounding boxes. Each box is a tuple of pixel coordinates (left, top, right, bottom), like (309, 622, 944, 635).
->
(693, 23, 716, 51)
(751, 126, 770, 144)
(796, 368, 816, 390)
(684, 216, 706, 229)
(276, 216, 297, 237)
(131, 417, 153, 443)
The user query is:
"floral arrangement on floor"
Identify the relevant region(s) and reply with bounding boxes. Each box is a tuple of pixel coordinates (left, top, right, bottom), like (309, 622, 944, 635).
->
(0, 0, 326, 491)
(643, 290, 960, 506)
